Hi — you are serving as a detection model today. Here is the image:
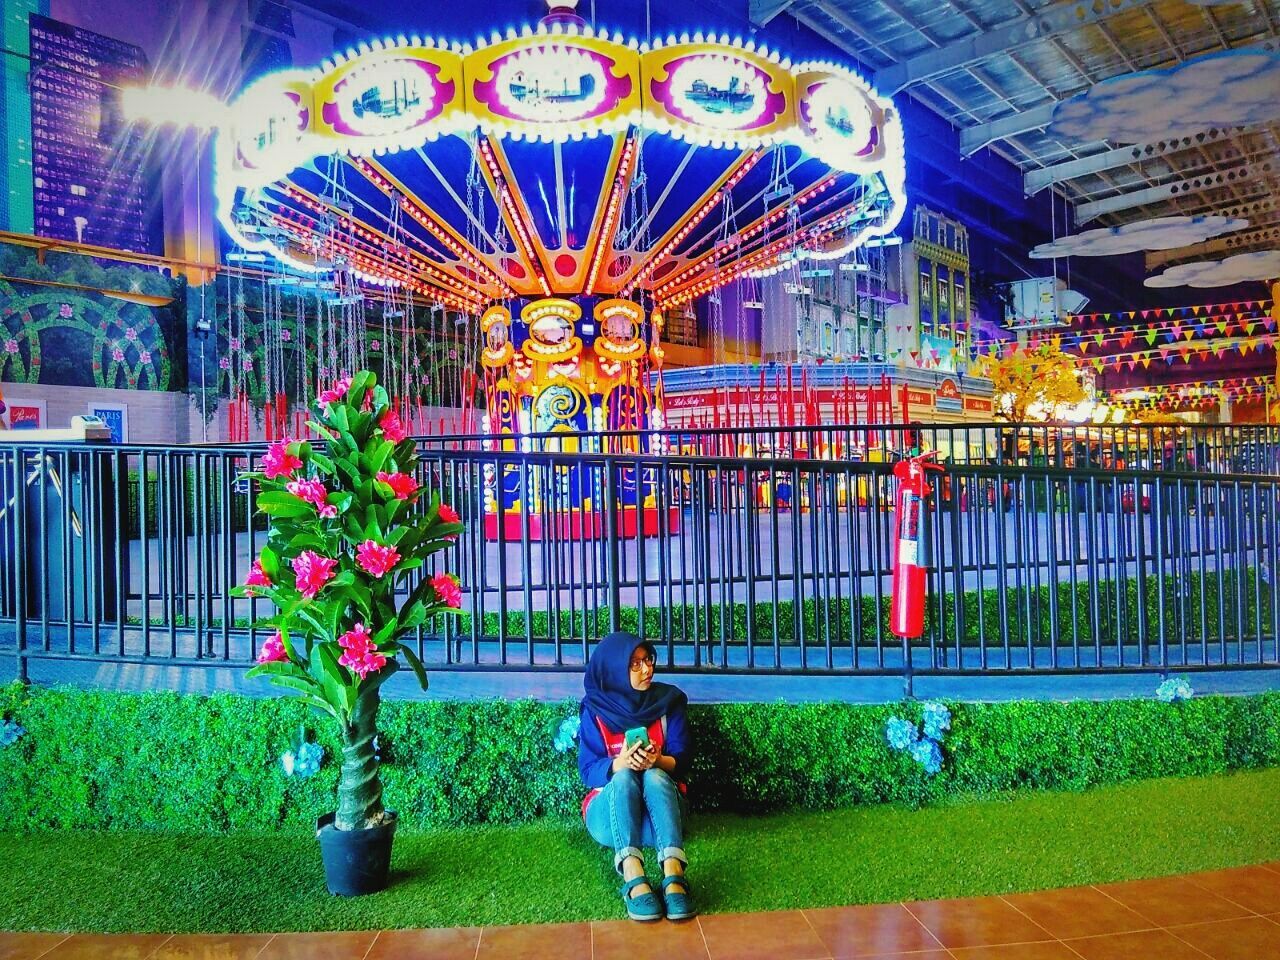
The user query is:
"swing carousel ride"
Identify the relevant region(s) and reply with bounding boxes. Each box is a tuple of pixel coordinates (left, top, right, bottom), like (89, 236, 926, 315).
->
(214, 0, 907, 535)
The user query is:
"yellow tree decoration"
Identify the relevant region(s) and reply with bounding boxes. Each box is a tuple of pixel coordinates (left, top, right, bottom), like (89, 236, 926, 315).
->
(982, 341, 1086, 422)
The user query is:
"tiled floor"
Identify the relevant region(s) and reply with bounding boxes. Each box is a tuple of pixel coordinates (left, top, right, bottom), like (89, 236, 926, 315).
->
(3, 862, 1277, 960)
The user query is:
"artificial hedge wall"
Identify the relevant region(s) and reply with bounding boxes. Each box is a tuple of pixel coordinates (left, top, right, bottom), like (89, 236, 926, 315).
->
(1, 684, 1278, 834)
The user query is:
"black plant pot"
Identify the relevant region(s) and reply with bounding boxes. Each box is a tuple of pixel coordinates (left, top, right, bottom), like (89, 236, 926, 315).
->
(316, 811, 398, 896)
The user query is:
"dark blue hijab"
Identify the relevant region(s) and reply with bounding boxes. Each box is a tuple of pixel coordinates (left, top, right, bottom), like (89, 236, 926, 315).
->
(583, 632, 687, 731)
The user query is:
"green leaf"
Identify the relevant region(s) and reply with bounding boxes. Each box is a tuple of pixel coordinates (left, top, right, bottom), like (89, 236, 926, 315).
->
(259, 546, 280, 580)
(373, 619, 400, 646)
(305, 419, 336, 440)
(349, 371, 375, 402)
(268, 675, 329, 704)
(399, 601, 428, 631)
(329, 404, 351, 435)
(368, 440, 395, 477)
(361, 657, 400, 697)
(309, 452, 336, 475)
(313, 644, 355, 722)
(285, 532, 331, 554)
(278, 625, 303, 665)
(246, 659, 305, 682)
(398, 642, 430, 691)
(256, 492, 312, 518)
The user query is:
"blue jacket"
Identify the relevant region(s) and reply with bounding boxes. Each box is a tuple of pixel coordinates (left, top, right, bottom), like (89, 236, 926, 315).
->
(577, 701, 691, 789)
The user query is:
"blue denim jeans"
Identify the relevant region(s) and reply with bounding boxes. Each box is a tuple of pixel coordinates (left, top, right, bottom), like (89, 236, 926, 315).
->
(585, 768, 687, 874)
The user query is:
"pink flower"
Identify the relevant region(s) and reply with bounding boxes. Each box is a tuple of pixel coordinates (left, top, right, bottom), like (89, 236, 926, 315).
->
(380, 410, 409, 444)
(245, 559, 272, 591)
(59, 303, 72, 318)
(338, 622, 374, 653)
(3, 339, 17, 354)
(229, 337, 241, 351)
(293, 550, 337, 599)
(256, 630, 288, 664)
(281, 329, 291, 342)
(286, 478, 337, 518)
(376, 470, 419, 500)
(112, 348, 125, 362)
(260, 439, 302, 480)
(337, 622, 387, 678)
(371, 339, 381, 351)
(125, 327, 137, 341)
(437, 503, 460, 541)
(317, 376, 352, 407)
(431, 573, 462, 608)
(242, 358, 253, 371)
(356, 539, 401, 578)
(140, 350, 152, 364)
(219, 357, 230, 370)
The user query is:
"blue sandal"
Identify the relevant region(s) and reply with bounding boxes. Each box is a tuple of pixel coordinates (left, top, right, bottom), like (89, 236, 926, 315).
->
(662, 873, 696, 921)
(621, 875, 663, 922)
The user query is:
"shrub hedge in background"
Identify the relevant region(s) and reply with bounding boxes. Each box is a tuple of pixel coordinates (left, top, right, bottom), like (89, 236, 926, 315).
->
(462, 566, 1272, 649)
(1, 684, 1277, 834)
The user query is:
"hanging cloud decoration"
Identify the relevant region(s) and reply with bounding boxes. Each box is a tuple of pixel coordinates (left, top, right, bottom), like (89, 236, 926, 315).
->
(1050, 49, 1280, 144)
(1030, 216, 1249, 259)
(1145, 250, 1280, 288)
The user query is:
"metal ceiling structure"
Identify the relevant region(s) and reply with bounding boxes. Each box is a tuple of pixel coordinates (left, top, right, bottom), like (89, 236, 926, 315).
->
(755, 0, 1280, 272)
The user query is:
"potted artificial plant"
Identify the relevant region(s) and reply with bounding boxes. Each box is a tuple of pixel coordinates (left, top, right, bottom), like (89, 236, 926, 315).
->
(234, 370, 463, 895)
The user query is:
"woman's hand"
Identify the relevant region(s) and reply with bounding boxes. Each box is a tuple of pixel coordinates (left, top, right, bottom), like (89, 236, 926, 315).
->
(612, 741, 659, 774)
(629, 743, 660, 772)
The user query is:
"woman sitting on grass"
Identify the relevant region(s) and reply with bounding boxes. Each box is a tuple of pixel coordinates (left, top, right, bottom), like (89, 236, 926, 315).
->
(578, 631, 694, 922)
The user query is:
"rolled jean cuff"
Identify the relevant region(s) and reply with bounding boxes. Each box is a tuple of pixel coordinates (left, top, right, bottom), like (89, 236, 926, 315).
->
(613, 845, 643, 873)
(658, 845, 687, 866)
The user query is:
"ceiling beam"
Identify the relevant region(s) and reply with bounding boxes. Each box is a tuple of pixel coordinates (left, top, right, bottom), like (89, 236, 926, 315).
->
(1023, 129, 1247, 195)
(748, 0, 797, 27)
(871, 0, 1146, 94)
(1075, 165, 1268, 222)
(959, 103, 1055, 157)
(1145, 224, 1280, 270)
(1161, 191, 1278, 223)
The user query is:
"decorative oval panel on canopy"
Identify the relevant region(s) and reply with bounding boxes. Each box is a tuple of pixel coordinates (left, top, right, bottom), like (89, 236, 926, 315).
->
(214, 13, 906, 313)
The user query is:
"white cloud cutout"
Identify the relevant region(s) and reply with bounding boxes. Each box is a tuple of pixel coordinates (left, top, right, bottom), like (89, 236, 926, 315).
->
(1145, 250, 1280, 288)
(1049, 48, 1280, 144)
(1030, 215, 1249, 259)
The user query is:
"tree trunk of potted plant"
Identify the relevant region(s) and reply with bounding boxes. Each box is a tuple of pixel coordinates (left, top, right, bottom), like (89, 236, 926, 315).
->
(318, 686, 397, 895)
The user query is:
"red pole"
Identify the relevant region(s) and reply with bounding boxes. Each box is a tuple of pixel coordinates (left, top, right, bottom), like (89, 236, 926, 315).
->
(757, 368, 766, 432)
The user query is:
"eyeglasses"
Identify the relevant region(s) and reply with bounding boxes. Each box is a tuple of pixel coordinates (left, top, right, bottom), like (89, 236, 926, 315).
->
(629, 656, 655, 672)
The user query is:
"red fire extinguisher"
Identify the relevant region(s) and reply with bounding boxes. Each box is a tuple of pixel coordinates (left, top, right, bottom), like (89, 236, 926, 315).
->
(890, 451, 944, 639)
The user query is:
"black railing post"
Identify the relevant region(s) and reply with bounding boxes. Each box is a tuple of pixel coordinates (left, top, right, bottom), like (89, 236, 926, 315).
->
(12, 449, 28, 683)
(603, 457, 622, 633)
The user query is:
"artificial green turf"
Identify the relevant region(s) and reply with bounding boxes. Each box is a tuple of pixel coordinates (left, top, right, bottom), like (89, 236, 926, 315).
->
(3, 768, 1278, 933)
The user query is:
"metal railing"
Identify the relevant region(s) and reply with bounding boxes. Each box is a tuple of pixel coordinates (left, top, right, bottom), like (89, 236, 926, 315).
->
(420, 422, 1280, 475)
(2, 437, 1278, 689)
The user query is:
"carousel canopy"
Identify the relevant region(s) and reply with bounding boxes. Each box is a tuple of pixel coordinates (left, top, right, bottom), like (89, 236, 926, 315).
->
(215, 5, 906, 312)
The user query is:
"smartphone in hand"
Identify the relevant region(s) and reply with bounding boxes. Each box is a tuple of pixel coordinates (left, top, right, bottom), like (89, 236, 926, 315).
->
(623, 727, 651, 752)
